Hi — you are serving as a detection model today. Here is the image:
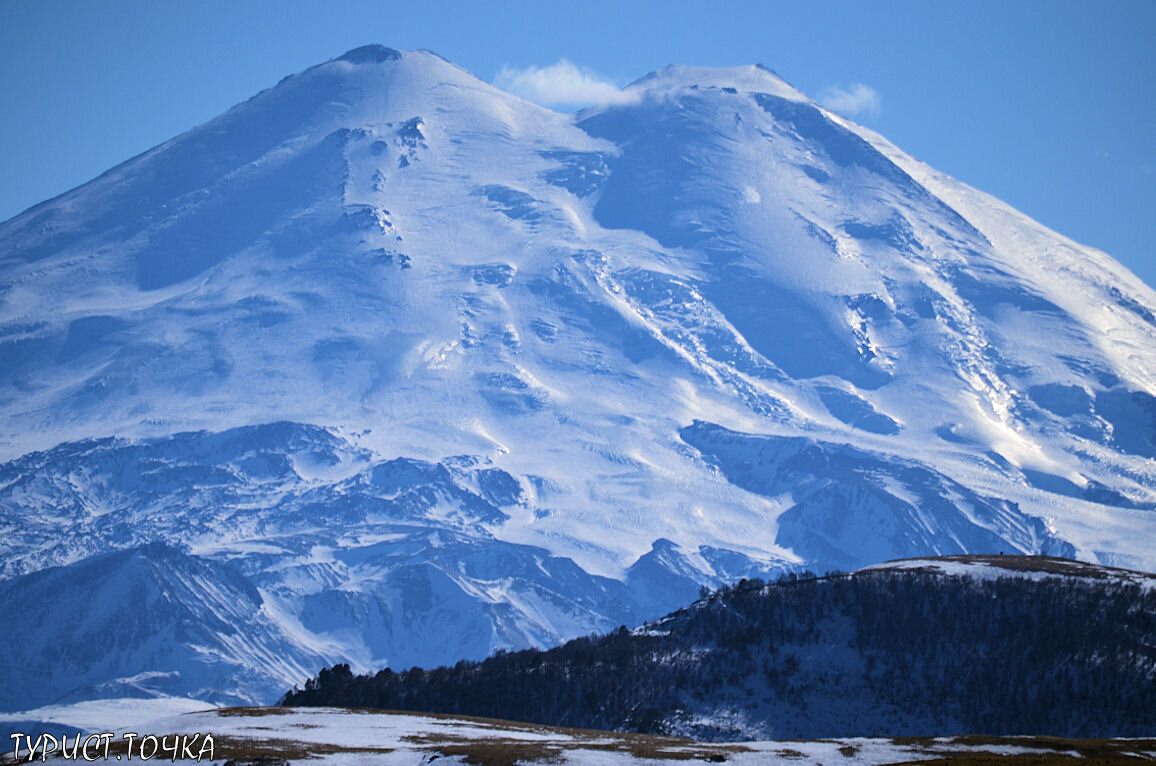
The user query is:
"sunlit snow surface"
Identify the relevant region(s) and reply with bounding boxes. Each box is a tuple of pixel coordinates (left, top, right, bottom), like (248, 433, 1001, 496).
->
(1, 46, 1154, 715)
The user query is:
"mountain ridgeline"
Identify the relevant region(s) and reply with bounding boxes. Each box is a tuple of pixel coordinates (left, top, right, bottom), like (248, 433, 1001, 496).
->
(283, 556, 1156, 740)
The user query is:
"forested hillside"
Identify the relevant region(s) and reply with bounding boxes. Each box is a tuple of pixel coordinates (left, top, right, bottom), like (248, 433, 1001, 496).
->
(284, 556, 1156, 740)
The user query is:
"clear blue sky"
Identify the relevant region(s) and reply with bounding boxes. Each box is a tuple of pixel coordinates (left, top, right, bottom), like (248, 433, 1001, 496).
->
(2, 0, 1152, 286)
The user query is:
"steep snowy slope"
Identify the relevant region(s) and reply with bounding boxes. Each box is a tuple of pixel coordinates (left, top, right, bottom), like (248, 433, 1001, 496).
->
(1, 45, 1154, 714)
(0, 542, 326, 712)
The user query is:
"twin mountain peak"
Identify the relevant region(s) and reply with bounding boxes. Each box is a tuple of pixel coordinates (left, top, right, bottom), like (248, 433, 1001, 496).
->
(0, 45, 1153, 713)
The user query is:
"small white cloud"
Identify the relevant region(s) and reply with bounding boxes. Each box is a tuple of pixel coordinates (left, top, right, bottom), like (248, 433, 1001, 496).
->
(818, 83, 882, 118)
(493, 60, 628, 109)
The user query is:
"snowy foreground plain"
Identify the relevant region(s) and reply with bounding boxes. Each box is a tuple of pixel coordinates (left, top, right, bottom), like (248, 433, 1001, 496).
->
(4, 706, 1156, 765)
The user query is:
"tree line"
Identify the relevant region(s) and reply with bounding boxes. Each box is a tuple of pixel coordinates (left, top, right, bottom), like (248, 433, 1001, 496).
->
(283, 563, 1156, 739)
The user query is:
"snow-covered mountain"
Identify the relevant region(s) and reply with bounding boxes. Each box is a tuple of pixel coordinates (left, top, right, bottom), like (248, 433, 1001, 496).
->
(1, 45, 1154, 716)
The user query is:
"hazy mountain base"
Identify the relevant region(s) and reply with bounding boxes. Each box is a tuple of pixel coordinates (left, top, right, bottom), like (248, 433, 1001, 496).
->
(285, 556, 1156, 740)
(0, 419, 1078, 714)
(0, 422, 792, 714)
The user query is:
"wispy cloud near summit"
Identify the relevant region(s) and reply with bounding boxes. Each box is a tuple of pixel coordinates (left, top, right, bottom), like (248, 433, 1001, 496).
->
(818, 83, 882, 118)
(493, 60, 628, 109)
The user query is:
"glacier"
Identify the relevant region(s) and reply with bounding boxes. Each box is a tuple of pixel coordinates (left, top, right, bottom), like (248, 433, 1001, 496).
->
(0, 44, 1153, 717)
